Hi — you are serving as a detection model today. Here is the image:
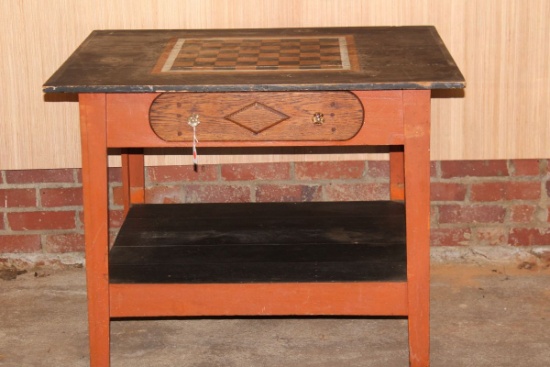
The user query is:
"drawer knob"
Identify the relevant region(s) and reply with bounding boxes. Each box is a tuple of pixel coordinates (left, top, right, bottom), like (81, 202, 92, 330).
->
(312, 112, 325, 125)
(188, 113, 201, 127)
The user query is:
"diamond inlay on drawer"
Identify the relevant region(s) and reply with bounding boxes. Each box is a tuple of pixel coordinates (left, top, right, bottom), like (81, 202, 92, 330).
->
(224, 102, 290, 134)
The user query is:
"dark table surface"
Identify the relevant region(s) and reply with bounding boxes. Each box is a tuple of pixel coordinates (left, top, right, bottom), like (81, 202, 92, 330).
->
(43, 26, 465, 93)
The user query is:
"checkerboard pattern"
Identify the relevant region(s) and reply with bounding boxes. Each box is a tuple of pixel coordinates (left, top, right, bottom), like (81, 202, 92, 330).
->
(157, 36, 354, 72)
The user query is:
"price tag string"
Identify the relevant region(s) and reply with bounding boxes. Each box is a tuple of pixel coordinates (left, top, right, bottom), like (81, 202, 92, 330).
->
(188, 113, 200, 171)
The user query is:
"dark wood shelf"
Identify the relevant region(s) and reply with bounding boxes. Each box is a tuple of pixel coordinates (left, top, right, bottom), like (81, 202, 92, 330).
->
(109, 201, 406, 284)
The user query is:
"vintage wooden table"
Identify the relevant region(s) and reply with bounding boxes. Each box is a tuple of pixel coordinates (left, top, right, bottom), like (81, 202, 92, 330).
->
(44, 26, 464, 366)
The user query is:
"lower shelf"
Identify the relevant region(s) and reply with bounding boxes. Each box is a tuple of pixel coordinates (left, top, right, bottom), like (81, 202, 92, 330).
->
(109, 201, 406, 284)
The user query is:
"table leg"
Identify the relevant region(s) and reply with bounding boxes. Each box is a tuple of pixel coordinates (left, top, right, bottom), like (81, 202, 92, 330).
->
(403, 90, 431, 367)
(79, 93, 111, 367)
(121, 149, 145, 216)
(390, 146, 405, 200)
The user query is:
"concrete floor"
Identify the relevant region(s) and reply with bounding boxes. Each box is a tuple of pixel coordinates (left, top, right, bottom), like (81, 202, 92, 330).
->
(1, 263, 549, 367)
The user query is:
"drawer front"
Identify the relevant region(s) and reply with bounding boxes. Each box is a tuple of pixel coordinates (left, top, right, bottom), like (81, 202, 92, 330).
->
(149, 92, 364, 142)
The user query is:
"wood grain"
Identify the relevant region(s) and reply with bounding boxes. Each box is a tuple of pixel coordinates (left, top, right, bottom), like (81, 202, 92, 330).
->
(2, 0, 549, 169)
(149, 92, 364, 142)
(106, 91, 404, 147)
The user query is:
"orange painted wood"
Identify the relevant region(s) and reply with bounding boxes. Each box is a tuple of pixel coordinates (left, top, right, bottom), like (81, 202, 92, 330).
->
(149, 92, 364, 142)
(121, 149, 145, 216)
(106, 91, 404, 148)
(109, 282, 409, 318)
(352, 90, 404, 145)
(390, 147, 405, 200)
(79, 94, 111, 367)
(403, 89, 432, 367)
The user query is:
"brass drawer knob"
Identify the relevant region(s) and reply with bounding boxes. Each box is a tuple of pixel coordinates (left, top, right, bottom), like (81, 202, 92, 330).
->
(312, 112, 324, 125)
(188, 113, 200, 127)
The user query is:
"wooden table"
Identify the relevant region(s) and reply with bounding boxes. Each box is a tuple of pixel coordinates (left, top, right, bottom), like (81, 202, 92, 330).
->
(44, 26, 464, 367)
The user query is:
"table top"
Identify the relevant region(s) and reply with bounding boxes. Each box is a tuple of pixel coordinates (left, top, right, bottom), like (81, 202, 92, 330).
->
(43, 26, 465, 93)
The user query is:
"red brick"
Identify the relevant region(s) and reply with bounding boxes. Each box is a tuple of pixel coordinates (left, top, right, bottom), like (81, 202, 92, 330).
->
(40, 187, 83, 207)
(502, 182, 541, 200)
(546, 180, 550, 198)
(473, 227, 508, 246)
(430, 183, 467, 201)
(184, 185, 251, 203)
(147, 165, 217, 183)
(108, 167, 122, 183)
(8, 211, 76, 231)
(109, 209, 125, 229)
(223, 162, 291, 181)
(145, 186, 185, 204)
(430, 161, 438, 178)
(145, 184, 251, 204)
(431, 228, 471, 246)
(323, 183, 389, 201)
(470, 183, 503, 202)
(0, 235, 42, 253)
(112, 186, 124, 206)
(109, 231, 116, 247)
(366, 161, 389, 179)
(0, 189, 36, 208)
(511, 159, 541, 176)
(440, 160, 508, 178)
(510, 205, 537, 223)
(438, 204, 506, 224)
(509, 228, 550, 246)
(42, 233, 85, 253)
(470, 182, 540, 202)
(0, 214, 5, 230)
(78, 211, 84, 230)
(256, 185, 321, 202)
(295, 161, 364, 180)
(5, 169, 75, 184)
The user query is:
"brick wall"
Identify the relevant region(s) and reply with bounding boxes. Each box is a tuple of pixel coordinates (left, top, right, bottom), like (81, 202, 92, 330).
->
(1, 160, 550, 264)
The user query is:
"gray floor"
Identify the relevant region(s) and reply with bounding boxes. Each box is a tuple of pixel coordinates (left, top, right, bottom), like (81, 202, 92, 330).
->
(1, 263, 549, 367)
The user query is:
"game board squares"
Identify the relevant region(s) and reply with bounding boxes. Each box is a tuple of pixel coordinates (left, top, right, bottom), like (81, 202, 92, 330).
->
(279, 56, 300, 63)
(260, 41, 281, 46)
(280, 38, 301, 44)
(239, 44, 262, 52)
(172, 62, 195, 69)
(236, 59, 259, 65)
(300, 52, 322, 58)
(319, 46, 340, 53)
(214, 60, 238, 68)
(320, 51, 341, 57)
(300, 45, 322, 52)
(280, 52, 300, 59)
(195, 56, 217, 62)
(260, 46, 282, 53)
(239, 51, 261, 58)
(257, 60, 279, 68)
(182, 40, 202, 48)
(258, 53, 279, 59)
(156, 35, 356, 73)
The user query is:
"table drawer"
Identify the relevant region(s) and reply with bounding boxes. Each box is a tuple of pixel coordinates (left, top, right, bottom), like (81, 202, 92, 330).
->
(149, 92, 364, 142)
